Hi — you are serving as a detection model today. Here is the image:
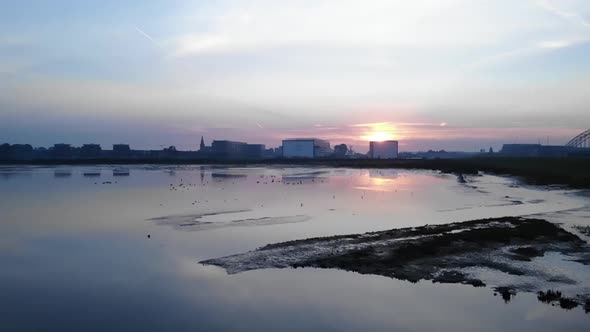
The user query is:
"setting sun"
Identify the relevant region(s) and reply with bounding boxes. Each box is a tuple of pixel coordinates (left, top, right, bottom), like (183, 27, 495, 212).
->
(357, 122, 398, 142)
(363, 131, 394, 142)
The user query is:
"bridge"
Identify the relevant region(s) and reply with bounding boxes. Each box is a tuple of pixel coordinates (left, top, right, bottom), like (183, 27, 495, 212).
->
(566, 129, 590, 149)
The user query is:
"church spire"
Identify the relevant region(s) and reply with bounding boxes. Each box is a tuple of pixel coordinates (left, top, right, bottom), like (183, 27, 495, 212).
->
(200, 136, 205, 151)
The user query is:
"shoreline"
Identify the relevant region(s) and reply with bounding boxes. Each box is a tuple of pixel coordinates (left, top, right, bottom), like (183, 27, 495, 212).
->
(1, 157, 590, 189)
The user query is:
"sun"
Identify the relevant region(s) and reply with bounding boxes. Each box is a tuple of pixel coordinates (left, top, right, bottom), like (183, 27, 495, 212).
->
(356, 122, 399, 142)
(362, 131, 394, 142)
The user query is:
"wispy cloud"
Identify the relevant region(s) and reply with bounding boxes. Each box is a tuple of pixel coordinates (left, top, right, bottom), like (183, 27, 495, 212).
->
(537, 40, 575, 49)
(351, 122, 447, 128)
(467, 1, 590, 69)
(167, 1, 524, 58)
(536, 0, 590, 29)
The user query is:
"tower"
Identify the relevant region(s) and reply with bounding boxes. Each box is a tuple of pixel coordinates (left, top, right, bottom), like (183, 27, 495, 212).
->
(200, 136, 205, 151)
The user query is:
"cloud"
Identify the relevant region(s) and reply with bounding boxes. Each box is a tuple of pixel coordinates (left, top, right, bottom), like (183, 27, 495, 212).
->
(168, 0, 530, 58)
(463, 1, 590, 69)
(468, 37, 589, 69)
(2, 1, 590, 150)
(537, 40, 575, 49)
(172, 34, 231, 56)
(536, 0, 590, 29)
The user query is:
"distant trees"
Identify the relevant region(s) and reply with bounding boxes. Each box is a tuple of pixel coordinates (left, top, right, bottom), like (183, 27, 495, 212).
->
(0, 143, 10, 154)
(0, 143, 34, 159)
(333, 144, 348, 158)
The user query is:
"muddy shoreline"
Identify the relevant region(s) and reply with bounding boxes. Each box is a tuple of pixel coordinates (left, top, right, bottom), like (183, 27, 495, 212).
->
(201, 217, 590, 313)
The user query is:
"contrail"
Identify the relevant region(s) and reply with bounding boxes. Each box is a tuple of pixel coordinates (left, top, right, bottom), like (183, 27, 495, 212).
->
(134, 25, 162, 48)
(256, 123, 264, 129)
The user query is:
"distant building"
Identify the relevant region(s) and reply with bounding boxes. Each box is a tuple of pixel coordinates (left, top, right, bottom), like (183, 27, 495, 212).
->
(80, 144, 102, 158)
(500, 144, 571, 157)
(500, 144, 541, 157)
(369, 140, 399, 159)
(244, 144, 266, 159)
(200, 136, 206, 151)
(211, 140, 247, 159)
(264, 148, 281, 159)
(51, 143, 72, 158)
(282, 138, 331, 158)
(113, 144, 131, 157)
(211, 140, 266, 159)
(113, 144, 130, 152)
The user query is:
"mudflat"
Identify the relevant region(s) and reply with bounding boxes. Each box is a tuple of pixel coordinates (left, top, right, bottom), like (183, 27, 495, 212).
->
(202, 217, 590, 312)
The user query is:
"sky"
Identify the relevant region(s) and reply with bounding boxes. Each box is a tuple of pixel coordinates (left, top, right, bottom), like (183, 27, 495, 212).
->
(1, 0, 589, 152)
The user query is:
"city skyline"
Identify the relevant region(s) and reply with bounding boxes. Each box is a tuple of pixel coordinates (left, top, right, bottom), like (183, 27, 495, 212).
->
(1, 1, 590, 152)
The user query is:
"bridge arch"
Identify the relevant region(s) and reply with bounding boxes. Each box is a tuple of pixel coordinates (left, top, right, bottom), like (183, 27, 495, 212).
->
(566, 129, 590, 148)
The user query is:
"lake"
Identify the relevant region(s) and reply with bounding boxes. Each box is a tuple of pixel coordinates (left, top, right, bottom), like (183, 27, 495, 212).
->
(1, 165, 589, 331)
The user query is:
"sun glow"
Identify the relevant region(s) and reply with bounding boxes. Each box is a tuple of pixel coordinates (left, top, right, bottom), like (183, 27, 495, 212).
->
(358, 122, 398, 142)
(363, 131, 394, 142)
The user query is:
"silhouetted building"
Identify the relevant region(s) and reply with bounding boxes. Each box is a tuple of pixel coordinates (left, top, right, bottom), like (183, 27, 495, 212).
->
(51, 144, 72, 158)
(500, 144, 541, 157)
(369, 141, 399, 159)
(200, 136, 206, 151)
(500, 144, 572, 157)
(210, 140, 266, 159)
(282, 138, 331, 158)
(263, 147, 283, 159)
(538, 145, 571, 157)
(211, 140, 247, 159)
(80, 144, 102, 158)
(244, 144, 266, 159)
(113, 144, 131, 157)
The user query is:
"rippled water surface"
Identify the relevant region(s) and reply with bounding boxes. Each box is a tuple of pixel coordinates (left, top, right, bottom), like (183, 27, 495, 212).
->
(1, 165, 589, 331)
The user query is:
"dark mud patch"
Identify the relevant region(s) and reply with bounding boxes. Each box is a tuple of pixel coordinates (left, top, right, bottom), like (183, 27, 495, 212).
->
(508, 246, 545, 261)
(201, 217, 590, 313)
(537, 290, 582, 310)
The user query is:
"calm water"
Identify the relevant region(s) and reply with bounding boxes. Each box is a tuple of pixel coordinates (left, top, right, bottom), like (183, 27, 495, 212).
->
(1, 165, 589, 331)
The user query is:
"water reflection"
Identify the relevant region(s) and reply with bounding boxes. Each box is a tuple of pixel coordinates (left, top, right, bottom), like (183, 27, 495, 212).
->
(82, 170, 101, 177)
(113, 168, 130, 176)
(54, 169, 72, 177)
(0, 165, 589, 331)
(211, 173, 248, 180)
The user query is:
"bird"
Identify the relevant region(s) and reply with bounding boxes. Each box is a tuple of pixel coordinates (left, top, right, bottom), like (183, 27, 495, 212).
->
(147, 234, 151, 239)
